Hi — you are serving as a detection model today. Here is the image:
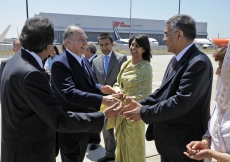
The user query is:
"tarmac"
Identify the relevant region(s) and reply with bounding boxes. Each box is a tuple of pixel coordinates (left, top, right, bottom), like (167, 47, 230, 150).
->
(0, 52, 217, 162)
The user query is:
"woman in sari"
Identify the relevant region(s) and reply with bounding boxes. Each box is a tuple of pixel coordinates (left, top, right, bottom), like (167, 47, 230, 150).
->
(184, 45, 230, 162)
(113, 34, 153, 162)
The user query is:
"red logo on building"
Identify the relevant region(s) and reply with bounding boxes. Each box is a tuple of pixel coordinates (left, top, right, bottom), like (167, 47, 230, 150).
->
(113, 21, 131, 28)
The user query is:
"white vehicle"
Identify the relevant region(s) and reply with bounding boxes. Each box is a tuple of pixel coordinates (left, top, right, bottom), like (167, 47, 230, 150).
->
(193, 38, 215, 49)
(113, 26, 159, 46)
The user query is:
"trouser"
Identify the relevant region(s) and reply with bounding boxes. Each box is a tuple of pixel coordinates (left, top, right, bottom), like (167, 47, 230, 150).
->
(102, 119, 116, 158)
(88, 132, 101, 144)
(59, 137, 89, 162)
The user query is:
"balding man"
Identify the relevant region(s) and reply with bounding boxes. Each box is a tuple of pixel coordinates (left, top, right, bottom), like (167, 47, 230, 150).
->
(51, 25, 120, 162)
(12, 39, 21, 54)
(85, 42, 97, 67)
(0, 39, 21, 100)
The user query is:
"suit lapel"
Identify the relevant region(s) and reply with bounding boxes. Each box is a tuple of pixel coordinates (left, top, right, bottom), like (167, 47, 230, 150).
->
(160, 44, 197, 89)
(98, 55, 105, 79)
(106, 51, 116, 78)
(83, 57, 96, 85)
(66, 51, 92, 86)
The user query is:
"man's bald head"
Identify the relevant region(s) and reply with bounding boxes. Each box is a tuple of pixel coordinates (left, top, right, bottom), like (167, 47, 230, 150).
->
(12, 39, 21, 54)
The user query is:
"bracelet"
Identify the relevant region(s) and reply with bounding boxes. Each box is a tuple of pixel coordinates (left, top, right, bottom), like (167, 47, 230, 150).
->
(218, 152, 221, 162)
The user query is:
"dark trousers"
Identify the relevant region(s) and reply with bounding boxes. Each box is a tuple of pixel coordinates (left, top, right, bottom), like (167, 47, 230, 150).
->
(88, 132, 101, 144)
(161, 156, 204, 162)
(102, 120, 116, 158)
(59, 138, 89, 162)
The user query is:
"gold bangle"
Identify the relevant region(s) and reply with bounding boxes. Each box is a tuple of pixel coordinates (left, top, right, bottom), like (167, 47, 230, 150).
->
(218, 152, 221, 162)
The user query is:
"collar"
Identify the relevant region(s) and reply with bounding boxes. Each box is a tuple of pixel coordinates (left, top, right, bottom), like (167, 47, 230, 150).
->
(176, 43, 194, 61)
(88, 54, 97, 62)
(66, 48, 83, 65)
(22, 47, 43, 68)
(103, 50, 112, 58)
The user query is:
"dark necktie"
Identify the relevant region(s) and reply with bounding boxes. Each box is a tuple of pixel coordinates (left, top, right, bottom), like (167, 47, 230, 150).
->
(81, 59, 93, 84)
(168, 56, 178, 75)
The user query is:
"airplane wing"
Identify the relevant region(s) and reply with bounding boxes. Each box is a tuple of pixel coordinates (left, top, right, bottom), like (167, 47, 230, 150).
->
(0, 25, 11, 42)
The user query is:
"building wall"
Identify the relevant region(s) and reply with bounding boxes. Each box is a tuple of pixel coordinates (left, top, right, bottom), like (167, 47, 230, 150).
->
(39, 13, 208, 45)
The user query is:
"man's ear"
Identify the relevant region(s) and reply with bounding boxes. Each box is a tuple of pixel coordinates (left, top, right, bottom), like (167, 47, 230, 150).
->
(178, 31, 183, 40)
(111, 41, 114, 47)
(46, 44, 53, 53)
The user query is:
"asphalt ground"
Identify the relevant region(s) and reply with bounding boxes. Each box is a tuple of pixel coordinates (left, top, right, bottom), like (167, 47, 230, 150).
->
(0, 52, 217, 161)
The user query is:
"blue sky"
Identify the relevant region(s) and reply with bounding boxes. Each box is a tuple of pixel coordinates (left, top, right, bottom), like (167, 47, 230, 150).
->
(1, 0, 229, 39)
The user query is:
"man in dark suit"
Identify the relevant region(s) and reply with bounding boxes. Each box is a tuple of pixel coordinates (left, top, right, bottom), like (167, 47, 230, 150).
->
(92, 33, 127, 162)
(51, 25, 120, 162)
(85, 42, 97, 67)
(121, 14, 213, 162)
(84, 42, 101, 151)
(1, 16, 122, 162)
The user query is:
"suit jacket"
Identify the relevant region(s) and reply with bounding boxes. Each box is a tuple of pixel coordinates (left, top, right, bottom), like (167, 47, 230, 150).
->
(51, 50, 103, 140)
(140, 45, 212, 161)
(92, 51, 127, 86)
(1, 49, 104, 162)
(88, 54, 97, 67)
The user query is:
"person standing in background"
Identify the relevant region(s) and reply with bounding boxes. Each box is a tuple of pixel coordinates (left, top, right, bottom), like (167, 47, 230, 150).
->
(85, 42, 97, 67)
(0, 39, 21, 101)
(84, 42, 101, 151)
(92, 33, 127, 162)
(44, 45, 60, 74)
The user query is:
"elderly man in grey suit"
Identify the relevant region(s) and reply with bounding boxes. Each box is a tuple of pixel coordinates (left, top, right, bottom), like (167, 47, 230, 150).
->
(92, 33, 127, 162)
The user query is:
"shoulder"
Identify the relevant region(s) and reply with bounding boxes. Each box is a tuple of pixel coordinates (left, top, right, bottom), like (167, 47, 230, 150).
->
(139, 61, 152, 71)
(114, 51, 126, 58)
(1, 57, 11, 64)
(92, 54, 102, 62)
(52, 52, 70, 69)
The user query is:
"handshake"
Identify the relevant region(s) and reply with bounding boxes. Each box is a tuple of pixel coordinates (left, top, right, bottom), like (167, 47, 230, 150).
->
(100, 85, 142, 122)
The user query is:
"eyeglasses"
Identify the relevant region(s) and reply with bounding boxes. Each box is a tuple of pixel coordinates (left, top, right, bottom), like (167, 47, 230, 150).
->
(164, 31, 179, 37)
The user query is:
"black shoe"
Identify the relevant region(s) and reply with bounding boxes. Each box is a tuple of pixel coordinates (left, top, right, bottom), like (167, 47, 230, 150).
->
(89, 143, 99, 151)
(97, 156, 115, 162)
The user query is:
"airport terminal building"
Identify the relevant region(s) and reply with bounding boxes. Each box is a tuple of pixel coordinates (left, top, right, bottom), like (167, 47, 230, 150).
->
(38, 12, 208, 45)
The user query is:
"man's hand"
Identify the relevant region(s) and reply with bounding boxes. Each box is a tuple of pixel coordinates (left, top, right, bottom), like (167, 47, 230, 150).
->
(102, 95, 122, 107)
(120, 97, 142, 122)
(112, 92, 126, 101)
(100, 85, 116, 94)
(104, 102, 123, 119)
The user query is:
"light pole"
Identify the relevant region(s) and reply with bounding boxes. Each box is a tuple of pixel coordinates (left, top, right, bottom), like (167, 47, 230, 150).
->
(178, 0, 181, 14)
(26, 0, 29, 18)
(129, 0, 132, 38)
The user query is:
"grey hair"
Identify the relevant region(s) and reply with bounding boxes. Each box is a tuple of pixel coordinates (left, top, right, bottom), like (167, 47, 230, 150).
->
(166, 14, 196, 42)
(63, 25, 79, 43)
(86, 42, 97, 54)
